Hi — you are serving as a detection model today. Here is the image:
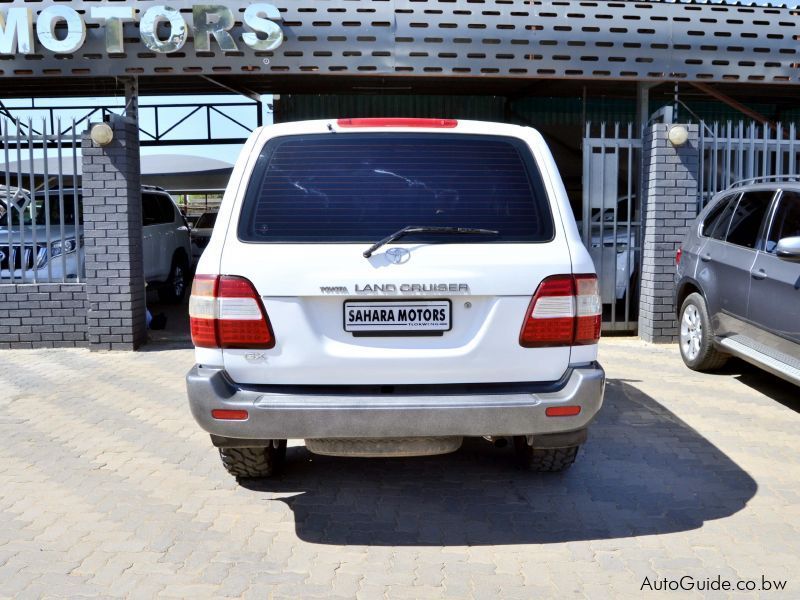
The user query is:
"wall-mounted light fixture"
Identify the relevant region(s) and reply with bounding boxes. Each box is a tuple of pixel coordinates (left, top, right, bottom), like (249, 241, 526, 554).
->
(90, 122, 114, 146)
(667, 125, 689, 147)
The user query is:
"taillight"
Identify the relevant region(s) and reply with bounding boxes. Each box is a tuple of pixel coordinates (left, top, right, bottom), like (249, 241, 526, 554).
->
(519, 275, 575, 347)
(336, 118, 458, 128)
(519, 274, 601, 347)
(189, 275, 275, 349)
(573, 275, 602, 345)
(189, 275, 218, 347)
(675, 247, 682, 266)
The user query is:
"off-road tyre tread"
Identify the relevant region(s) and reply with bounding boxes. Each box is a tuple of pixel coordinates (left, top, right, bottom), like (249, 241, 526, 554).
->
(514, 438, 580, 472)
(679, 293, 729, 372)
(218, 442, 286, 479)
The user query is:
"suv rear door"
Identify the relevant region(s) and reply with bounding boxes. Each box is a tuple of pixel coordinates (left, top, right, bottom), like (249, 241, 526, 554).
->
(747, 189, 800, 354)
(218, 125, 579, 386)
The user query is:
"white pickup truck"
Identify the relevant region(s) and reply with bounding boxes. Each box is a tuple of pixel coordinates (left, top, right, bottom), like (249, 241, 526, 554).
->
(186, 118, 606, 479)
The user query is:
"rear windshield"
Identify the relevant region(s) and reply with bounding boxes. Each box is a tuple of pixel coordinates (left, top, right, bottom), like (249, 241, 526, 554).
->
(238, 133, 554, 243)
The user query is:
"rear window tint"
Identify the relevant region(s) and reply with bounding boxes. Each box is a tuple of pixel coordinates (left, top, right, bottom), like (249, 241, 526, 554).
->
(238, 133, 554, 243)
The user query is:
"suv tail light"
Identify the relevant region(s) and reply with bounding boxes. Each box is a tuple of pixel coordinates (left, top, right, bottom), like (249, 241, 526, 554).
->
(189, 275, 275, 349)
(675, 247, 682, 266)
(519, 274, 601, 347)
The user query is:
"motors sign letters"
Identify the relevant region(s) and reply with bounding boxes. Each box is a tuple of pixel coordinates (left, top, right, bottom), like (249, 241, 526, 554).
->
(0, 3, 283, 55)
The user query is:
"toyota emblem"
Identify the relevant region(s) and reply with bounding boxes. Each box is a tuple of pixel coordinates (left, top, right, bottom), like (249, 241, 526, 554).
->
(385, 247, 410, 264)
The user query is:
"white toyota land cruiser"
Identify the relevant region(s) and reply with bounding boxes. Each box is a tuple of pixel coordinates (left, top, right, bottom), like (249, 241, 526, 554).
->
(186, 118, 605, 478)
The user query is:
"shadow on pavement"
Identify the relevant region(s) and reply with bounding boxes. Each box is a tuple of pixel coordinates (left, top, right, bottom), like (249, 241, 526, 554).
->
(724, 359, 800, 414)
(240, 378, 757, 546)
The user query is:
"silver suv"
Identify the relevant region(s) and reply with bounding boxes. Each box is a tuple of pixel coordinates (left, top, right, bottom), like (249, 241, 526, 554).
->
(186, 118, 606, 479)
(675, 177, 800, 385)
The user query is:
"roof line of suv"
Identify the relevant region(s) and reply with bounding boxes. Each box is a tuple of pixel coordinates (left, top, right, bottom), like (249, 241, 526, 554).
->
(729, 175, 800, 188)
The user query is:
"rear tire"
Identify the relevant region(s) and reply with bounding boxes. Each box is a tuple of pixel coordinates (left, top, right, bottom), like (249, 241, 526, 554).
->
(158, 254, 189, 304)
(218, 441, 287, 479)
(678, 293, 729, 371)
(513, 437, 579, 472)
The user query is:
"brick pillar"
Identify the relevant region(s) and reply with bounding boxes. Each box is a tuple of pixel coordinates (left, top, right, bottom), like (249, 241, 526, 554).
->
(82, 115, 146, 350)
(638, 123, 700, 343)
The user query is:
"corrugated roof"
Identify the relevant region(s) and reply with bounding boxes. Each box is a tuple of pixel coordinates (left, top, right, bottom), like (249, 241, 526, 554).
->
(640, 0, 798, 8)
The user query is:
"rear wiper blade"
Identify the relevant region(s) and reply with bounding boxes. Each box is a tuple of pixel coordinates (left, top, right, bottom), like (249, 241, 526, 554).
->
(363, 225, 499, 258)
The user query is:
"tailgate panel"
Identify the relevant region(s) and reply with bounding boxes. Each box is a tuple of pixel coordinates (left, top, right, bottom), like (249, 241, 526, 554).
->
(220, 243, 574, 385)
(222, 296, 571, 385)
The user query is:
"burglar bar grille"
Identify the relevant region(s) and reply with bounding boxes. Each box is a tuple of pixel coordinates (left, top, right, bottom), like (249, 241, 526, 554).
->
(699, 121, 800, 211)
(582, 122, 642, 333)
(1, 117, 83, 284)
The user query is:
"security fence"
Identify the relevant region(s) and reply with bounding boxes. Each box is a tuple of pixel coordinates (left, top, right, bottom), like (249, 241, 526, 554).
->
(582, 123, 642, 333)
(699, 121, 800, 209)
(582, 118, 800, 335)
(0, 117, 82, 284)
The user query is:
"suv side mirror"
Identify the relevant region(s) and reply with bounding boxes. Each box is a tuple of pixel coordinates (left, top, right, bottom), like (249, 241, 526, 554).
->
(775, 236, 800, 262)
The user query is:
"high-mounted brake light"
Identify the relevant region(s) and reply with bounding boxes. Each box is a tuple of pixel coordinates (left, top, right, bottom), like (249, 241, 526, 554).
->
(189, 275, 275, 349)
(519, 274, 601, 347)
(336, 118, 458, 128)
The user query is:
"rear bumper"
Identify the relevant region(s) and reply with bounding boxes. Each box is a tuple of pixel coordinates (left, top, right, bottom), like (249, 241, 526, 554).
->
(186, 363, 605, 440)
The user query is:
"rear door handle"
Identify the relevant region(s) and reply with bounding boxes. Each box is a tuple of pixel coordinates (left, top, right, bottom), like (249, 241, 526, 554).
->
(752, 269, 767, 280)
(700, 253, 712, 262)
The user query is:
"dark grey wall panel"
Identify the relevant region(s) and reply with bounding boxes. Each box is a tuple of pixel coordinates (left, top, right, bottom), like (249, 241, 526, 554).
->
(0, 0, 798, 85)
(0, 283, 88, 348)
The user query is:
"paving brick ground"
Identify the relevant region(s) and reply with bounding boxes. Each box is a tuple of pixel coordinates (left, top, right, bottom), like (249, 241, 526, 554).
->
(0, 338, 798, 598)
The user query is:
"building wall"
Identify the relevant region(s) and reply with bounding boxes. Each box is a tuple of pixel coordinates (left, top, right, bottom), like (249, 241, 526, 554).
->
(0, 283, 88, 349)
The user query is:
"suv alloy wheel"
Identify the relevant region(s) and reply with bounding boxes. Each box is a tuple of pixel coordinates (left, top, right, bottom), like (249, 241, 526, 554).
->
(679, 293, 729, 371)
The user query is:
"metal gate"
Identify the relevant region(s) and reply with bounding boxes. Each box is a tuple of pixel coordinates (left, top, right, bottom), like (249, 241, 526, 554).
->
(582, 119, 800, 333)
(581, 123, 642, 332)
(0, 117, 82, 284)
(699, 121, 800, 209)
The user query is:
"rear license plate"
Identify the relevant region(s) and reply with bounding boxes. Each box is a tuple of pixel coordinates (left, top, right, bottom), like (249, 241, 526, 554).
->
(344, 300, 452, 336)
